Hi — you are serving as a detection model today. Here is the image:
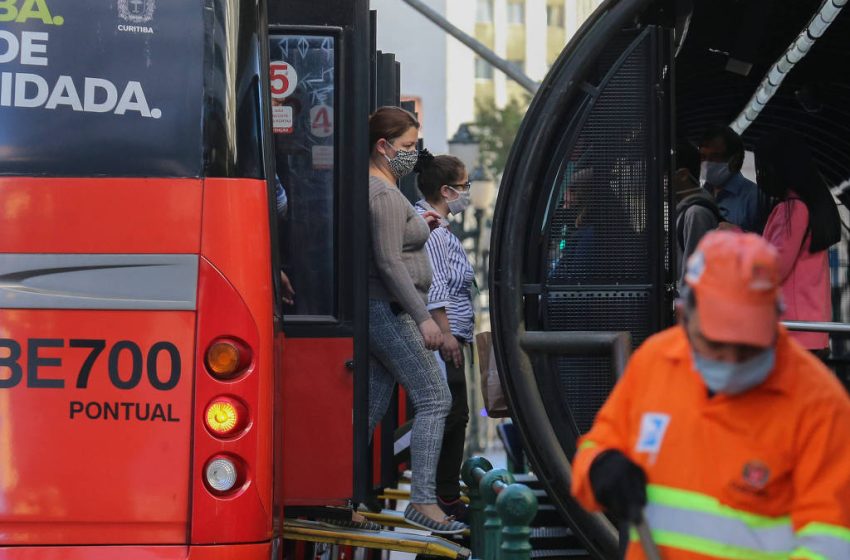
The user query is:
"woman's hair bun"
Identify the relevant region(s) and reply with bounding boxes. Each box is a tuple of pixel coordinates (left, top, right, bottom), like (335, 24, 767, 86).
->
(414, 148, 435, 173)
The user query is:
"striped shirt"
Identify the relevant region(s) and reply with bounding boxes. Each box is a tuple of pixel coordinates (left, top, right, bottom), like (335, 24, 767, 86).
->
(415, 201, 475, 342)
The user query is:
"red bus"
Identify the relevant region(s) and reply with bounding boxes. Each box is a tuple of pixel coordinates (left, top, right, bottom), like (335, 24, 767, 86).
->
(0, 0, 378, 558)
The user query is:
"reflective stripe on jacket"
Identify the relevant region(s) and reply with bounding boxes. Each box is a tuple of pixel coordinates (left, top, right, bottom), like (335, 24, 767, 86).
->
(571, 326, 850, 559)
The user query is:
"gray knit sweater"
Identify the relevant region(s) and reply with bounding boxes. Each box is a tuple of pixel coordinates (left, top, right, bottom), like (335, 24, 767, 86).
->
(369, 175, 433, 324)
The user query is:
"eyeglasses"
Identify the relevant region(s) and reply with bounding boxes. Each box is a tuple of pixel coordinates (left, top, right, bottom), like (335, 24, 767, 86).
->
(447, 181, 472, 191)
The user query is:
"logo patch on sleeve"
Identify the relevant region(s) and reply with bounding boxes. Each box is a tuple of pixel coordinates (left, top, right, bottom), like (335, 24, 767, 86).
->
(636, 413, 671, 454)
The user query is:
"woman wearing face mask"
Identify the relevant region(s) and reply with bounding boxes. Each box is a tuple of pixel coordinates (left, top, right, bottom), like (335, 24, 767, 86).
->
(367, 107, 464, 534)
(755, 131, 841, 357)
(412, 151, 475, 520)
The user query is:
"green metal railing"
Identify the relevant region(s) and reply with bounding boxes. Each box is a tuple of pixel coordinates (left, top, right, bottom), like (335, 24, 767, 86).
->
(462, 457, 539, 560)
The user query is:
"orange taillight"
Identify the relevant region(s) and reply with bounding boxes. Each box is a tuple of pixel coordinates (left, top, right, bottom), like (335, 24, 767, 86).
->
(205, 338, 251, 379)
(204, 397, 247, 437)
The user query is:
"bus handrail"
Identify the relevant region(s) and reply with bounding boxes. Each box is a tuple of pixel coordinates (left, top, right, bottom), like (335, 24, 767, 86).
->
(518, 330, 632, 382)
(782, 321, 850, 334)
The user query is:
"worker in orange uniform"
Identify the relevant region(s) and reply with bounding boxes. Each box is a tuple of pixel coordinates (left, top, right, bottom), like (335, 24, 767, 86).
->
(571, 230, 850, 559)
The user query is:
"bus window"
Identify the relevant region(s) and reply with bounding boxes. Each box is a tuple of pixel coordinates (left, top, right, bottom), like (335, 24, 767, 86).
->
(269, 33, 336, 318)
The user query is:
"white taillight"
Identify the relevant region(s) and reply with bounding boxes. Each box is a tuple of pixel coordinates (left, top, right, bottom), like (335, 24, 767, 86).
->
(205, 457, 238, 493)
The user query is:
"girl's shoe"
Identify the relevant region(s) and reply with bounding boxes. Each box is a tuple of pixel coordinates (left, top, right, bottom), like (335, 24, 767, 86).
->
(437, 496, 469, 523)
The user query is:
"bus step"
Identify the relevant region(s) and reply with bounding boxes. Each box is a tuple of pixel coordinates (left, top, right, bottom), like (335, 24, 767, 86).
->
(378, 488, 411, 501)
(530, 549, 592, 559)
(283, 519, 471, 559)
(531, 526, 574, 540)
(359, 509, 470, 537)
(511, 473, 545, 490)
(532, 504, 564, 526)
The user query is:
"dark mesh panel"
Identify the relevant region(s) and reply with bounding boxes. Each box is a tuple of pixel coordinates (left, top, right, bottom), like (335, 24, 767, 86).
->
(546, 37, 650, 285)
(545, 290, 652, 434)
(541, 31, 656, 435)
(553, 356, 612, 434)
(544, 290, 651, 343)
(663, 174, 672, 279)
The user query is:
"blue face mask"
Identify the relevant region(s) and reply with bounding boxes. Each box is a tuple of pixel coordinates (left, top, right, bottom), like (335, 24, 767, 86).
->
(700, 160, 732, 188)
(692, 348, 776, 395)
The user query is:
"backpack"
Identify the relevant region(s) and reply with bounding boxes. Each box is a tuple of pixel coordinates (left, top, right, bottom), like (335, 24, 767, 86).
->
(676, 196, 725, 250)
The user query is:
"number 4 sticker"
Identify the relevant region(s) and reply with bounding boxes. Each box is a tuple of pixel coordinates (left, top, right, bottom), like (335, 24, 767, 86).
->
(310, 105, 333, 138)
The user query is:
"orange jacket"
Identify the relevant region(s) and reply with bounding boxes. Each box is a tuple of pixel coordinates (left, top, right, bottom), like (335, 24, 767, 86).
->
(572, 326, 850, 559)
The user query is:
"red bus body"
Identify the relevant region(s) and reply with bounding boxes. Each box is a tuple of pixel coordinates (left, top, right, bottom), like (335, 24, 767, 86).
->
(0, 0, 372, 557)
(0, 177, 275, 558)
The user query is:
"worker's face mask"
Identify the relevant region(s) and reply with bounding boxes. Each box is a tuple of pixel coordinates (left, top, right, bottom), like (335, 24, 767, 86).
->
(692, 348, 776, 395)
(700, 161, 732, 188)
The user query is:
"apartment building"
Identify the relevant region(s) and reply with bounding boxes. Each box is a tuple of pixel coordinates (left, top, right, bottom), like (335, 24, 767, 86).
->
(371, 0, 602, 150)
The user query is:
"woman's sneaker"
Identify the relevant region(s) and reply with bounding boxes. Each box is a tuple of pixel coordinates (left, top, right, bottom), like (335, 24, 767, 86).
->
(403, 504, 467, 535)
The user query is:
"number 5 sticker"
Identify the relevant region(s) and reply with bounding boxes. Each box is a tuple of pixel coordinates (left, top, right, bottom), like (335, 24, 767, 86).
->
(270, 61, 297, 99)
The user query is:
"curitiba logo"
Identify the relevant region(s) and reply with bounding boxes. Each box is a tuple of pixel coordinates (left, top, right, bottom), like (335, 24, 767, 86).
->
(118, 0, 155, 24)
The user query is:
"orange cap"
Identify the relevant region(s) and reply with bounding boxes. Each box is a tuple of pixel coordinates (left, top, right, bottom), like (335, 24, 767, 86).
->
(684, 230, 780, 347)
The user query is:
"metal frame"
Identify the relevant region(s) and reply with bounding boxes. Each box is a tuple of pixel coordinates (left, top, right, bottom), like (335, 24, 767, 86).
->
(488, 0, 661, 556)
(519, 331, 632, 383)
(521, 24, 670, 458)
(267, 0, 372, 503)
(783, 321, 850, 334)
(371, 49, 405, 495)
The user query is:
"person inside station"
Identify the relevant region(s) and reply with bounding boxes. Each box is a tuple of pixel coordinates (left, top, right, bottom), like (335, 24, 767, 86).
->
(549, 166, 633, 282)
(674, 139, 725, 286)
(755, 130, 841, 360)
(413, 149, 475, 522)
(699, 125, 764, 233)
(571, 230, 850, 559)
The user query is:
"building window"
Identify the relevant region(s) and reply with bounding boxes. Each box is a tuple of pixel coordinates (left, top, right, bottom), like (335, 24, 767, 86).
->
(475, 58, 494, 80)
(507, 0, 525, 24)
(577, 0, 596, 20)
(546, 5, 564, 27)
(476, 0, 493, 23)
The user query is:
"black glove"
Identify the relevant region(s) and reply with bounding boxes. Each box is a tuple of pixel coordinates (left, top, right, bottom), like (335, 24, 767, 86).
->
(589, 450, 647, 523)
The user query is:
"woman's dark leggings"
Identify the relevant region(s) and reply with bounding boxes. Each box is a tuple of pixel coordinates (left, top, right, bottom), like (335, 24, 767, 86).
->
(435, 343, 470, 500)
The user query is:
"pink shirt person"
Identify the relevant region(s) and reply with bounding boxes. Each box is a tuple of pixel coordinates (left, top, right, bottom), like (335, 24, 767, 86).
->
(762, 197, 830, 349)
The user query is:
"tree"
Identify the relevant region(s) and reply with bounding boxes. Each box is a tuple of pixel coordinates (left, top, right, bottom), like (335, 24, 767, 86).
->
(473, 94, 530, 179)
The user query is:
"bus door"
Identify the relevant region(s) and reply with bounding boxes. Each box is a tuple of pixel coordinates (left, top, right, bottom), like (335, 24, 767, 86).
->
(267, 0, 372, 507)
(489, 0, 675, 555)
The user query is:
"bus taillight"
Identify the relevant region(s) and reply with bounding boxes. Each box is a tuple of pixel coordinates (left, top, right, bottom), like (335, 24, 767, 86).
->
(204, 455, 244, 495)
(204, 397, 248, 437)
(205, 338, 252, 379)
